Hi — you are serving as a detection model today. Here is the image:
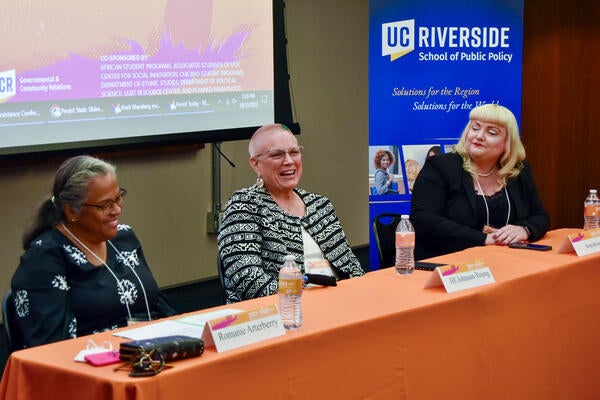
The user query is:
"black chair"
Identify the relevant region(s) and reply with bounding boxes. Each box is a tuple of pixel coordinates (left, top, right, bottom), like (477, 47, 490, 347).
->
(372, 213, 403, 268)
(2, 289, 14, 353)
(217, 253, 227, 304)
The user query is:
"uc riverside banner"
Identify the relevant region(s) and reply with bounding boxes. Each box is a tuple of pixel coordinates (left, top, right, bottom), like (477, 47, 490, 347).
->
(368, 0, 524, 268)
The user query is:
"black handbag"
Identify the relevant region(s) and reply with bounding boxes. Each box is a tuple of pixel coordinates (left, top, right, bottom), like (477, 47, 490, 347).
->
(119, 335, 204, 362)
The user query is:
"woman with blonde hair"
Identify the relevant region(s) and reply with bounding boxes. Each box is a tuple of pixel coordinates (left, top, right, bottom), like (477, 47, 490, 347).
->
(410, 103, 549, 260)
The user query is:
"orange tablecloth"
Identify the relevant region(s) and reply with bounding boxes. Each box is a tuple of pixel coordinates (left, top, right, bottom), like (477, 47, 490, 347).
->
(2, 229, 600, 400)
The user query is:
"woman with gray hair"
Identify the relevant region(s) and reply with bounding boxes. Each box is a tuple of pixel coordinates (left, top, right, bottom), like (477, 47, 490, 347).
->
(10, 155, 174, 349)
(218, 124, 364, 304)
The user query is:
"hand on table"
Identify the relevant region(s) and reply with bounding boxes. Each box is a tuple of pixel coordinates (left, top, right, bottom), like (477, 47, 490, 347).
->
(491, 224, 529, 246)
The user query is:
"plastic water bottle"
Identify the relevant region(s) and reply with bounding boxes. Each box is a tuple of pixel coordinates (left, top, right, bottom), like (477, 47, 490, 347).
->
(279, 255, 302, 329)
(583, 189, 600, 230)
(395, 215, 415, 275)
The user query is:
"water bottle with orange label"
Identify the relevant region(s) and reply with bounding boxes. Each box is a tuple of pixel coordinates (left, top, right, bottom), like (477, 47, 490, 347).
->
(583, 189, 600, 230)
(279, 255, 302, 329)
(395, 214, 415, 275)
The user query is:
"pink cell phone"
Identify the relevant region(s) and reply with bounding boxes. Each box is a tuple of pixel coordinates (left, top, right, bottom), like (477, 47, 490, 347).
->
(84, 351, 121, 366)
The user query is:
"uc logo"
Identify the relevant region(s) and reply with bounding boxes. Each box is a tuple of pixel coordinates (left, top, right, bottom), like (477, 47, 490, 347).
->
(382, 20, 415, 61)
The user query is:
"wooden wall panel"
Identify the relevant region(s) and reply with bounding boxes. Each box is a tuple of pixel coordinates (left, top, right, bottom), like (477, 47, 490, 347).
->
(522, 0, 600, 229)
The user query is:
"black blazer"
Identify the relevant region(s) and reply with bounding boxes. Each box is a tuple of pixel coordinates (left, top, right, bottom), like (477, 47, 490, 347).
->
(410, 153, 550, 260)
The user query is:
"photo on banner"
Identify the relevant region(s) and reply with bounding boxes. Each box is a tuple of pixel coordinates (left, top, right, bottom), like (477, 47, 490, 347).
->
(368, 0, 524, 268)
(369, 145, 404, 196)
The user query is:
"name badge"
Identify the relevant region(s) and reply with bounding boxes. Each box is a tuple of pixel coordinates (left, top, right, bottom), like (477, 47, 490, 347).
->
(202, 304, 285, 352)
(424, 259, 495, 293)
(558, 228, 600, 256)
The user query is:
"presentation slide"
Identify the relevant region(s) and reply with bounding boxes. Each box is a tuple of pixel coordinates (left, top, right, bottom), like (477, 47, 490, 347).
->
(0, 0, 274, 155)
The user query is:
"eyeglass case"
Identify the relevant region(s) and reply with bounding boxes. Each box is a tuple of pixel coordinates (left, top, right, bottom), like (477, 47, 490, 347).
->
(119, 335, 204, 362)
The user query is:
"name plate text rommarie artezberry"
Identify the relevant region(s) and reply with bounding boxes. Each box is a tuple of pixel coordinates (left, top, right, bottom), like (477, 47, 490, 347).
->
(202, 304, 285, 352)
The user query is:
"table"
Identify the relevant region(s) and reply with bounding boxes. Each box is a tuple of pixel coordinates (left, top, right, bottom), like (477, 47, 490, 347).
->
(2, 229, 600, 400)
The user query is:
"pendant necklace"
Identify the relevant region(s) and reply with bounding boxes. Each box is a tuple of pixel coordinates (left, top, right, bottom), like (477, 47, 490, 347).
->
(474, 177, 511, 230)
(61, 223, 152, 321)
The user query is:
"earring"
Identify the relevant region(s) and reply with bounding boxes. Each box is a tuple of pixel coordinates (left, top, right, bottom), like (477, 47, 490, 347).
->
(71, 218, 77, 222)
(255, 176, 264, 188)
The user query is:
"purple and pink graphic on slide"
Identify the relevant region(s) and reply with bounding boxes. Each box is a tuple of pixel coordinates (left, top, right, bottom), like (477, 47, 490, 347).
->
(0, 0, 272, 103)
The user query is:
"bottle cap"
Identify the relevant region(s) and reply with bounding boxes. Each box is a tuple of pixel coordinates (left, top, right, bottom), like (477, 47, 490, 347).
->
(401, 214, 410, 219)
(284, 255, 296, 261)
(590, 189, 597, 194)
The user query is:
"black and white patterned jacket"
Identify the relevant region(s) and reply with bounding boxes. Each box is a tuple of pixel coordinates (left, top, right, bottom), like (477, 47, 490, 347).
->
(217, 186, 364, 303)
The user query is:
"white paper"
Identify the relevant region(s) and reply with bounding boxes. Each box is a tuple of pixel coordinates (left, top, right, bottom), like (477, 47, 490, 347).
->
(113, 308, 242, 340)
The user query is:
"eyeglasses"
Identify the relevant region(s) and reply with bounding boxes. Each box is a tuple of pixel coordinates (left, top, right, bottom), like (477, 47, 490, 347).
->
(114, 349, 172, 377)
(253, 146, 303, 161)
(129, 349, 165, 377)
(82, 188, 127, 215)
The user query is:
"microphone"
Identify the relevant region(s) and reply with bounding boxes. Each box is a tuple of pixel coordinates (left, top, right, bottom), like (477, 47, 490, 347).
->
(302, 274, 337, 287)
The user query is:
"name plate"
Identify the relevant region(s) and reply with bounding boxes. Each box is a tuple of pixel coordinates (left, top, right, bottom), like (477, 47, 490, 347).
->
(202, 304, 285, 352)
(558, 228, 600, 256)
(424, 259, 495, 293)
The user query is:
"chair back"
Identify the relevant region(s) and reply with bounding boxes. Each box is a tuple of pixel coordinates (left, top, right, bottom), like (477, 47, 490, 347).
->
(217, 253, 227, 304)
(372, 213, 403, 268)
(2, 289, 14, 352)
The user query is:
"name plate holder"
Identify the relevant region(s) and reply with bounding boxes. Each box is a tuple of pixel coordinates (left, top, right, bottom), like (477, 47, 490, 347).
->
(424, 259, 495, 293)
(202, 304, 285, 352)
(558, 228, 600, 256)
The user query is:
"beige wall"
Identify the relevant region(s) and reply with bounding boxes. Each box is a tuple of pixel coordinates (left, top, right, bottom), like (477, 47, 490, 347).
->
(0, 0, 369, 295)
